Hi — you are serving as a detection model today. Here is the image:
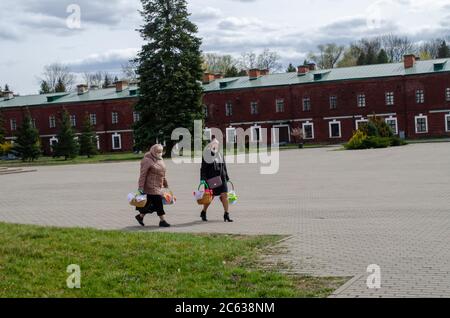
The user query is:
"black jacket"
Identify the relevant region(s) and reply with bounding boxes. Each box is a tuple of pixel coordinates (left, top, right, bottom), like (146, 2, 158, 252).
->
(201, 151, 229, 182)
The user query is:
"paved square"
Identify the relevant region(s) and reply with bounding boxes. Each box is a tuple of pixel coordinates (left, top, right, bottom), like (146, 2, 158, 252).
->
(1, 143, 449, 297)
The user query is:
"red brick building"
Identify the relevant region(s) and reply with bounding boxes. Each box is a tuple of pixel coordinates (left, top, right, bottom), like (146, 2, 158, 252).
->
(203, 55, 450, 145)
(0, 81, 139, 155)
(1, 55, 450, 155)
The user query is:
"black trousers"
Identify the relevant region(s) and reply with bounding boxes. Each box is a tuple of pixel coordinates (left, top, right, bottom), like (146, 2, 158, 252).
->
(136, 195, 165, 216)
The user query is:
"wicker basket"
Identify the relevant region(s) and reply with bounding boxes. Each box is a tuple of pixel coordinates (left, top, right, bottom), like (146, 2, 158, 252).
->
(194, 182, 214, 205)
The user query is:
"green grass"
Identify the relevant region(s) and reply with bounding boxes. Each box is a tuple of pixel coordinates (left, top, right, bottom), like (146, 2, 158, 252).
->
(0, 152, 144, 167)
(0, 222, 346, 298)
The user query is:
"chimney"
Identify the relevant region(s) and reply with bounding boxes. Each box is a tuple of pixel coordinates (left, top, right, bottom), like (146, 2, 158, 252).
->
(115, 80, 129, 92)
(297, 65, 310, 75)
(214, 73, 224, 80)
(77, 84, 88, 95)
(249, 69, 262, 80)
(404, 54, 416, 69)
(307, 63, 317, 71)
(260, 69, 269, 76)
(203, 73, 216, 84)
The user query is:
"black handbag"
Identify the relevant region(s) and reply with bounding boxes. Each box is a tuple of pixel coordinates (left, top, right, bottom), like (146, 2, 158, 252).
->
(207, 176, 223, 189)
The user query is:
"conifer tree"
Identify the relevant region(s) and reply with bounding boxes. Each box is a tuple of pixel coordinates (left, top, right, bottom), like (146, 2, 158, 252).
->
(79, 114, 98, 158)
(54, 110, 79, 160)
(13, 115, 41, 162)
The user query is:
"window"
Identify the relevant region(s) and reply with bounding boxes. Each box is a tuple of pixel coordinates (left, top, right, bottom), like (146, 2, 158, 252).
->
(96, 135, 100, 150)
(276, 99, 285, 113)
(416, 90, 425, 104)
(112, 133, 122, 150)
(250, 102, 259, 115)
(133, 111, 140, 123)
(385, 117, 398, 135)
(445, 114, 450, 132)
(251, 126, 262, 142)
(302, 122, 314, 140)
(10, 119, 16, 131)
(386, 92, 395, 106)
(329, 96, 337, 109)
(70, 115, 76, 127)
(112, 112, 119, 124)
(204, 105, 208, 118)
(50, 137, 58, 150)
(225, 102, 233, 117)
(329, 121, 342, 138)
(31, 118, 36, 129)
(204, 128, 212, 141)
(415, 115, 428, 133)
(90, 113, 97, 125)
(302, 97, 311, 111)
(226, 128, 237, 144)
(446, 88, 450, 102)
(357, 94, 366, 108)
(356, 119, 368, 130)
(49, 115, 56, 128)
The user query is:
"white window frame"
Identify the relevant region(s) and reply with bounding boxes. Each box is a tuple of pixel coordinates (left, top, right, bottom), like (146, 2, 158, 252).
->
(204, 128, 212, 141)
(329, 95, 337, 109)
(112, 133, 122, 150)
(276, 99, 285, 113)
(50, 136, 58, 150)
(355, 119, 369, 130)
(226, 127, 237, 144)
(250, 101, 259, 115)
(251, 125, 262, 142)
(271, 124, 291, 144)
(416, 90, 425, 104)
(386, 92, 395, 106)
(90, 113, 97, 125)
(133, 111, 140, 123)
(225, 102, 233, 117)
(96, 135, 100, 150)
(329, 120, 342, 138)
(204, 105, 209, 118)
(31, 118, 36, 129)
(385, 117, 399, 135)
(415, 114, 428, 134)
(10, 119, 16, 131)
(446, 88, 450, 102)
(112, 112, 119, 124)
(445, 114, 450, 132)
(302, 97, 311, 111)
(49, 115, 56, 128)
(357, 94, 366, 108)
(70, 114, 76, 127)
(302, 122, 315, 140)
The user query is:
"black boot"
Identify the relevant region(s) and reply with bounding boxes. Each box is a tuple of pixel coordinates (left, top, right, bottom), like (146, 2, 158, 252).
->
(135, 215, 145, 227)
(200, 211, 208, 222)
(159, 220, 171, 228)
(224, 212, 234, 223)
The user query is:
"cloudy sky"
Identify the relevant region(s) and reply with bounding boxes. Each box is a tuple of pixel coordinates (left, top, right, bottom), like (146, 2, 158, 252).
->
(1, 0, 449, 95)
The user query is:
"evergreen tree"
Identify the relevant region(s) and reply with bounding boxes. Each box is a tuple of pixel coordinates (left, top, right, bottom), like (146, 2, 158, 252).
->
(114, 76, 119, 83)
(224, 66, 239, 78)
(437, 41, 450, 58)
(13, 115, 41, 162)
(103, 74, 112, 88)
(365, 47, 378, 65)
(357, 52, 366, 65)
(79, 114, 98, 158)
(286, 63, 297, 72)
(55, 78, 66, 92)
(377, 49, 389, 64)
(237, 69, 248, 76)
(134, 0, 204, 151)
(54, 110, 79, 160)
(4, 84, 10, 92)
(40, 80, 51, 94)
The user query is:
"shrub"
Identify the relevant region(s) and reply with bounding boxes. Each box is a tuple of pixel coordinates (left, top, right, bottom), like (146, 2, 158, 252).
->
(0, 142, 13, 156)
(363, 136, 391, 149)
(390, 136, 407, 147)
(345, 130, 368, 150)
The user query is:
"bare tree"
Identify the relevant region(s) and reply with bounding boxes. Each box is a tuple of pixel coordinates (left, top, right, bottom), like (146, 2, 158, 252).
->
(121, 60, 139, 82)
(238, 52, 258, 70)
(83, 72, 104, 88)
(256, 49, 282, 72)
(308, 44, 345, 69)
(380, 34, 416, 62)
(202, 53, 238, 74)
(41, 63, 75, 92)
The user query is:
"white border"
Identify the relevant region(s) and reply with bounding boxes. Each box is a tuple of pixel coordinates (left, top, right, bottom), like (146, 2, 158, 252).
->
(112, 132, 122, 150)
(414, 114, 428, 134)
(302, 121, 315, 140)
(226, 127, 237, 143)
(251, 125, 262, 142)
(272, 124, 291, 144)
(355, 118, 368, 130)
(204, 128, 212, 141)
(445, 114, 450, 132)
(329, 120, 342, 138)
(385, 116, 399, 135)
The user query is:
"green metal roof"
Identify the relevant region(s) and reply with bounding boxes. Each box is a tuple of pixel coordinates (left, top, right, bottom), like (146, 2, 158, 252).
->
(203, 58, 450, 92)
(0, 86, 139, 109)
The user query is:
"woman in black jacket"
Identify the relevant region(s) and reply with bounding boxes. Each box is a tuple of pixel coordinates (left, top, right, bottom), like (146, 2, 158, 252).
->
(200, 139, 233, 222)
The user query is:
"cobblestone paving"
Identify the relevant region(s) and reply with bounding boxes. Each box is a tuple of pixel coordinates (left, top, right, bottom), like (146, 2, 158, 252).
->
(0, 143, 449, 297)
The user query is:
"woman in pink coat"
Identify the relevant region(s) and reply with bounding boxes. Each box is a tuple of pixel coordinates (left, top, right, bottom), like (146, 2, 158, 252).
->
(135, 144, 171, 228)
